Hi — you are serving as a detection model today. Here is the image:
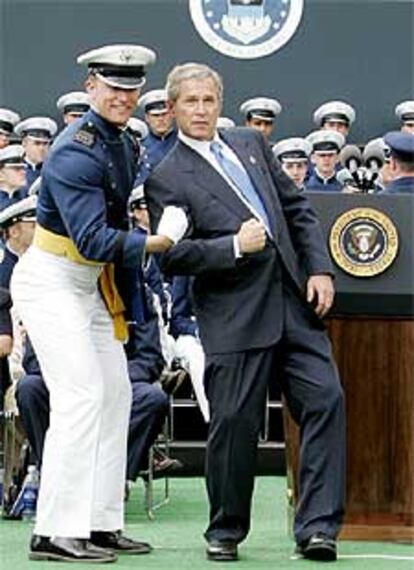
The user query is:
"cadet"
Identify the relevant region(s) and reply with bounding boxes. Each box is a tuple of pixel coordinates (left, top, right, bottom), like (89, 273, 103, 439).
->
(239, 96, 281, 141)
(135, 88, 178, 185)
(394, 101, 414, 134)
(312, 100, 355, 139)
(382, 131, 414, 194)
(0, 145, 27, 211)
(0, 196, 37, 288)
(11, 43, 187, 564)
(272, 137, 312, 191)
(56, 91, 91, 126)
(0, 197, 36, 449)
(306, 130, 345, 192)
(0, 108, 21, 149)
(14, 117, 58, 187)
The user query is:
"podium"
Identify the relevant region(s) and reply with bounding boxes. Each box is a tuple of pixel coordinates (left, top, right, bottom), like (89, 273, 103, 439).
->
(283, 193, 414, 542)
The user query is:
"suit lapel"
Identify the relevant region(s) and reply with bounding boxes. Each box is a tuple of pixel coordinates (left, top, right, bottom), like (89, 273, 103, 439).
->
(177, 140, 251, 219)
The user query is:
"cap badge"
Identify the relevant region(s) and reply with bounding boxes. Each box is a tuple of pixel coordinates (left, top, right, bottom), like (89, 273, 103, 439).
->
(120, 49, 133, 64)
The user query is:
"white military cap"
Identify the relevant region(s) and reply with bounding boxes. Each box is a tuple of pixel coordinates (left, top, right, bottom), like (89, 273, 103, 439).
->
(0, 144, 25, 167)
(272, 137, 312, 163)
(127, 117, 149, 140)
(217, 117, 236, 129)
(77, 44, 156, 90)
(128, 184, 146, 209)
(313, 101, 356, 127)
(0, 108, 21, 135)
(14, 117, 58, 141)
(364, 137, 390, 158)
(306, 129, 345, 153)
(0, 195, 37, 228)
(56, 91, 90, 115)
(240, 97, 282, 122)
(395, 100, 414, 124)
(138, 89, 168, 115)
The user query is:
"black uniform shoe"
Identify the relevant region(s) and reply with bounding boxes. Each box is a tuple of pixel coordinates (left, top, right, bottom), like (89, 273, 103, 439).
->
(90, 530, 152, 554)
(296, 532, 337, 562)
(29, 534, 117, 563)
(206, 540, 238, 562)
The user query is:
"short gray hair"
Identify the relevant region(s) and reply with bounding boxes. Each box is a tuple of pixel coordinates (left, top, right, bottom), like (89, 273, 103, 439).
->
(166, 63, 223, 103)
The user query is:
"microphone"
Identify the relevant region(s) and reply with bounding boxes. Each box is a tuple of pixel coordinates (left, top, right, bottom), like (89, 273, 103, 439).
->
(340, 144, 362, 172)
(340, 145, 362, 187)
(336, 168, 354, 186)
(363, 142, 385, 173)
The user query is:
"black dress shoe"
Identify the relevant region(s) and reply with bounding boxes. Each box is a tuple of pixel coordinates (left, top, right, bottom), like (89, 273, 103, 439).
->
(29, 534, 116, 563)
(206, 540, 238, 562)
(296, 532, 337, 562)
(90, 530, 152, 554)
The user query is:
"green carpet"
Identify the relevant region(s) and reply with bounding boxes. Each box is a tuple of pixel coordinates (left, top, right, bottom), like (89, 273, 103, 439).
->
(1, 477, 413, 569)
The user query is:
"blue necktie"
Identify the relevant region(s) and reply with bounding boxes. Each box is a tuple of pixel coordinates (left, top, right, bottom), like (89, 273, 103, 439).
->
(210, 141, 272, 236)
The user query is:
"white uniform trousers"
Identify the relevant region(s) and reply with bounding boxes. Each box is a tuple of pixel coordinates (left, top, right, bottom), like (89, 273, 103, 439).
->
(11, 246, 131, 538)
(174, 335, 209, 423)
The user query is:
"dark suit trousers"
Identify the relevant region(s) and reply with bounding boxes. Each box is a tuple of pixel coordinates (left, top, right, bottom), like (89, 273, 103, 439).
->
(203, 286, 346, 545)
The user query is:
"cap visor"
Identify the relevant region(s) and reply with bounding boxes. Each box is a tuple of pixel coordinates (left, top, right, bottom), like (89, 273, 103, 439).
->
(97, 73, 146, 90)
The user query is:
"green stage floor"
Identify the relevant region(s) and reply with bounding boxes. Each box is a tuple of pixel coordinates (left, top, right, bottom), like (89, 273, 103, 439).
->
(1, 477, 413, 569)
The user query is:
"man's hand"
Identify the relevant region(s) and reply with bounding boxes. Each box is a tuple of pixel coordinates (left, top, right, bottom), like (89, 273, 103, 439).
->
(0, 334, 13, 357)
(306, 275, 335, 317)
(237, 218, 267, 254)
(146, 235, 174, 253)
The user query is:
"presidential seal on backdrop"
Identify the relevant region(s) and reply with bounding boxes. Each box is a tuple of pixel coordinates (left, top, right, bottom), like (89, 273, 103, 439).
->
(189, 0, 304, 59)
(329, 208, 399, 277)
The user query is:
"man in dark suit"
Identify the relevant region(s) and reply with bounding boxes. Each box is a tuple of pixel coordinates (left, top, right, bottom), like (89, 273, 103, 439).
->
(145, 63, 345, 563)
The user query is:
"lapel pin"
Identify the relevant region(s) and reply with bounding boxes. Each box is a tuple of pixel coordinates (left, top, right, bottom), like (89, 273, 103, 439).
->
(249, 155, 257, 164)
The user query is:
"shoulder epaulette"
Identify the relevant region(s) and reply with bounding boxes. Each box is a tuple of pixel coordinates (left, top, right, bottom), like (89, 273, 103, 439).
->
(73, 121, 97, 147)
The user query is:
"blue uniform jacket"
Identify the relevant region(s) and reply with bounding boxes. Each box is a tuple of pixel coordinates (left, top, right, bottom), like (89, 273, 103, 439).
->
(36, 109, 147, 320)
(170, 275, 198, 339)
(0, 246, 18, 289)
(24, 161, 42, 188)
(134, 128, 177, 186)
(382, 176, 414, 194)
(0, 187, 27, 211)
(306, 169, 343, 192)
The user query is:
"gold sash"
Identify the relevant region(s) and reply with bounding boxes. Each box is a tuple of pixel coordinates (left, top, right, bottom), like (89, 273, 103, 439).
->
(33, 224, 128, 342)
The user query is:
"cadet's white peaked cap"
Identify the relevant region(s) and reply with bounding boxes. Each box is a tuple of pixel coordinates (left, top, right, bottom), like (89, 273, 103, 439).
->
(77, 44, 156, 90)
(395, 100, 414, 123)
(0, 144, 25, 167)
(217, 117, 236, 129)
(0, 195, 37, 228)
(273, 137, 312, 162)
(138, 89, 168, 115)
(306, 129, 345, 153)
(14, 117, 58, 141)
(56, 91, 90, 114)
(127, 118, 149, 140)
(0, 108, 21, 135)
(240, 97, 282, 122)
(313, 101, 355, 127)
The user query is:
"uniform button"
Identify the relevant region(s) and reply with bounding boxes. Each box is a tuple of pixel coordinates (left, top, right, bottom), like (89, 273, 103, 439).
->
(111, 182, 117, 189)
(108, 162, 113, 168)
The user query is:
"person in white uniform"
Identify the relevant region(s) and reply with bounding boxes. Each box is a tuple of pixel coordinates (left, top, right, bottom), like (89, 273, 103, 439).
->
(11, 44, 187, 564)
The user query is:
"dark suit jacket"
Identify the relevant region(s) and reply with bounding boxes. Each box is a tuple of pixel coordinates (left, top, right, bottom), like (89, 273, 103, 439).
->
(145, 127, 333, 354)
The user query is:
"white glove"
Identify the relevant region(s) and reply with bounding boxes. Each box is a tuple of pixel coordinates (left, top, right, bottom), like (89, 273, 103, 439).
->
(157, 206, 188, 244)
